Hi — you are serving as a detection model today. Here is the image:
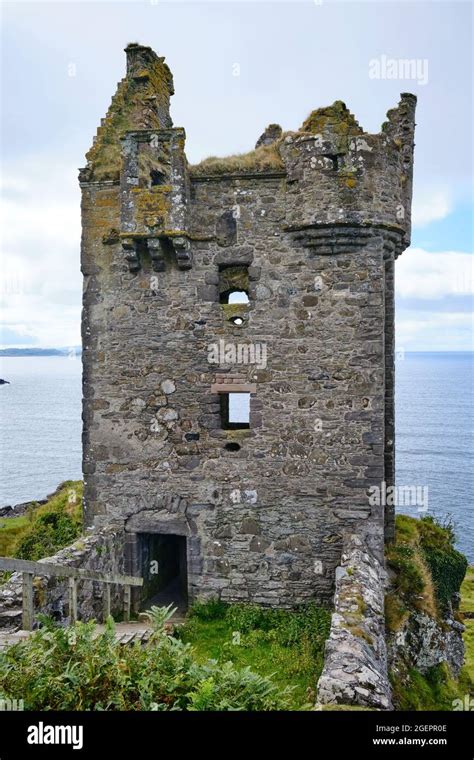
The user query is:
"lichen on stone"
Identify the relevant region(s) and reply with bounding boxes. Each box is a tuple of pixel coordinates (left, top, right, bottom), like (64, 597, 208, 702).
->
(300, 101, 363, 136)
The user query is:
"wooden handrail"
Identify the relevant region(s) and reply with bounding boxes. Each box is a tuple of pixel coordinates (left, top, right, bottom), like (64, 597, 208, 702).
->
(0, 556, 143, 631)
(0, 556, 143, 586)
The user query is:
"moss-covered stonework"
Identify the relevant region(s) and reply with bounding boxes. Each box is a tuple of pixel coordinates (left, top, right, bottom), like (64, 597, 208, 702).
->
(83, 44, 174, 183)
(80, 45, 416, 618)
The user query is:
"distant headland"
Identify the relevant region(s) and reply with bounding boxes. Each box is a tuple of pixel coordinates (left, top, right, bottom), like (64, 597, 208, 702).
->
(0, 347, 82, 357)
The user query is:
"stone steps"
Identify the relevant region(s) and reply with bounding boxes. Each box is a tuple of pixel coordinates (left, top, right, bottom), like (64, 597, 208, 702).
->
(0, 609, 22, 630)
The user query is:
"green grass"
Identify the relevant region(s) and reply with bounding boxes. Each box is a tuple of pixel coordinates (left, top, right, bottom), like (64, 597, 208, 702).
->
(460, 566, 474, 613)
(0, 515, 30, 556)
(178, 601, 331, 709)
(385, 514, 468, 632)
(390, 663, 473, 711)
(0, 481, 83, 561)
(387, 517, 472, 709)
(461, 566, 474, 680)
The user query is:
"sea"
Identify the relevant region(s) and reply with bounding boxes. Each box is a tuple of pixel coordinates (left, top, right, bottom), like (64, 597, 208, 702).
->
(0, 352, 472, 561)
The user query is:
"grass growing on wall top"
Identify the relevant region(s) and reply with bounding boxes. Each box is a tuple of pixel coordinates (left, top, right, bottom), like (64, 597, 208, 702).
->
(189, 142, 284, 176)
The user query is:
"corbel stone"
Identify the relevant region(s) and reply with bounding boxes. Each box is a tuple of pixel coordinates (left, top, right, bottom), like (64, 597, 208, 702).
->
(172, 236, 193, 270)
(148, 238, 166, 272)
(122, 237, 140, 272)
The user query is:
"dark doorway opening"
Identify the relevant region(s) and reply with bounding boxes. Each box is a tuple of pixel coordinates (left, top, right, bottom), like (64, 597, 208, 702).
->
(139, 533, 188, 615)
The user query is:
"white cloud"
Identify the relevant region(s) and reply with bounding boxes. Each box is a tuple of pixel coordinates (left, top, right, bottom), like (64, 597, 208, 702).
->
(395, 247, 474, 350)
(396, 311, 474, 352)
(411, 187, 452, 227)
(0, 159, 81, 347)
(396, 248, 474, 299)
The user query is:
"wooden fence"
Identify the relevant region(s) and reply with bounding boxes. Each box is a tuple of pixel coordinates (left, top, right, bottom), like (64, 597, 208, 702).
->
(0, 556, 143, 630)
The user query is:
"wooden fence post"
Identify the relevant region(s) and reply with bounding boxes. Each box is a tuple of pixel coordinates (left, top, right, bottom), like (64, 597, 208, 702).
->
(69, 577, 78, 624)
(104, 583, 111, 621)
(22, 572, 34, 631)
(123, 585, 131, 622)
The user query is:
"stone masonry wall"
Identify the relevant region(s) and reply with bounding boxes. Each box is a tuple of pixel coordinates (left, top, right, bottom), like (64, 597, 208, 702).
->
(81, 179, 392, 606)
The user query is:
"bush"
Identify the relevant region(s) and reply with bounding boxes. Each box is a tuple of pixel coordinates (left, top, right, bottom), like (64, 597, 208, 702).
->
(15, 512, 80, 561)
(418, 516, 468, 613)
(225, 602, 331, 655)
(0, 612, 293, 711)
(188, 598, 228, 621)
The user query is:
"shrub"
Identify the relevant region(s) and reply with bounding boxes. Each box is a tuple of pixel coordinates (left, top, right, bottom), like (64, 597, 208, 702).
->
(188, 598, 228, 621)
(418, 516, 468, 613)
(0, 613, 293, 711)
(15, 512, 80, 561)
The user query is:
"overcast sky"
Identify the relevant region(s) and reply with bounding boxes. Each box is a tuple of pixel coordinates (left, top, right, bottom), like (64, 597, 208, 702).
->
(1, 0, 472, 350)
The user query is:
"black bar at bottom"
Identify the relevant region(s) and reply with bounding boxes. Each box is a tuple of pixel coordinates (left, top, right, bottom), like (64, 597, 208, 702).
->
(0, 710, 472, 757)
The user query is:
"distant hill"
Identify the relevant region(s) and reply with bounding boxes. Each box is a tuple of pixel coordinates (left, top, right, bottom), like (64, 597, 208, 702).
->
(0, 347, 82, 357)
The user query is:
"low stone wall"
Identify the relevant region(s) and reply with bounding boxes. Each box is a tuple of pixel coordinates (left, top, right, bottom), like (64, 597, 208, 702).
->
(0, 527, 126, 630)
(316, 533, 393, 710)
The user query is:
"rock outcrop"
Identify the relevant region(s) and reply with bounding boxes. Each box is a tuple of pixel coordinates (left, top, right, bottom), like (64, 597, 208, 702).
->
(388, 609, 465, 678)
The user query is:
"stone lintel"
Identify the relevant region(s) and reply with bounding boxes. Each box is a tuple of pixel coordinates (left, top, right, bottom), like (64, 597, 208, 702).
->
(211, 383, 257, 394)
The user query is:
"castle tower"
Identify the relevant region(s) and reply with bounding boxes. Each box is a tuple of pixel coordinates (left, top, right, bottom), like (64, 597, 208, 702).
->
(80, 44, 416, 608)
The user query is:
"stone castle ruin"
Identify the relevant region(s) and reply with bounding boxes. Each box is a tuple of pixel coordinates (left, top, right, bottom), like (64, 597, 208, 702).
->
(2, 43, 464, 711)
(79, 42, 416, 636)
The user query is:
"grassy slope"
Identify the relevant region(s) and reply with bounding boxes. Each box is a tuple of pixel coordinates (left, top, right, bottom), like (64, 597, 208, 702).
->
(386, 514, 472, 709)
(0, 515, 30, 557)
(460, 566, 474, 680)
(0, 481, 83, 559)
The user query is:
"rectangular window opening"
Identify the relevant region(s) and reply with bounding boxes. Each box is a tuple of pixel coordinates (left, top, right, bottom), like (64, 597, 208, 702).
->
(220, 392, 250, 429)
